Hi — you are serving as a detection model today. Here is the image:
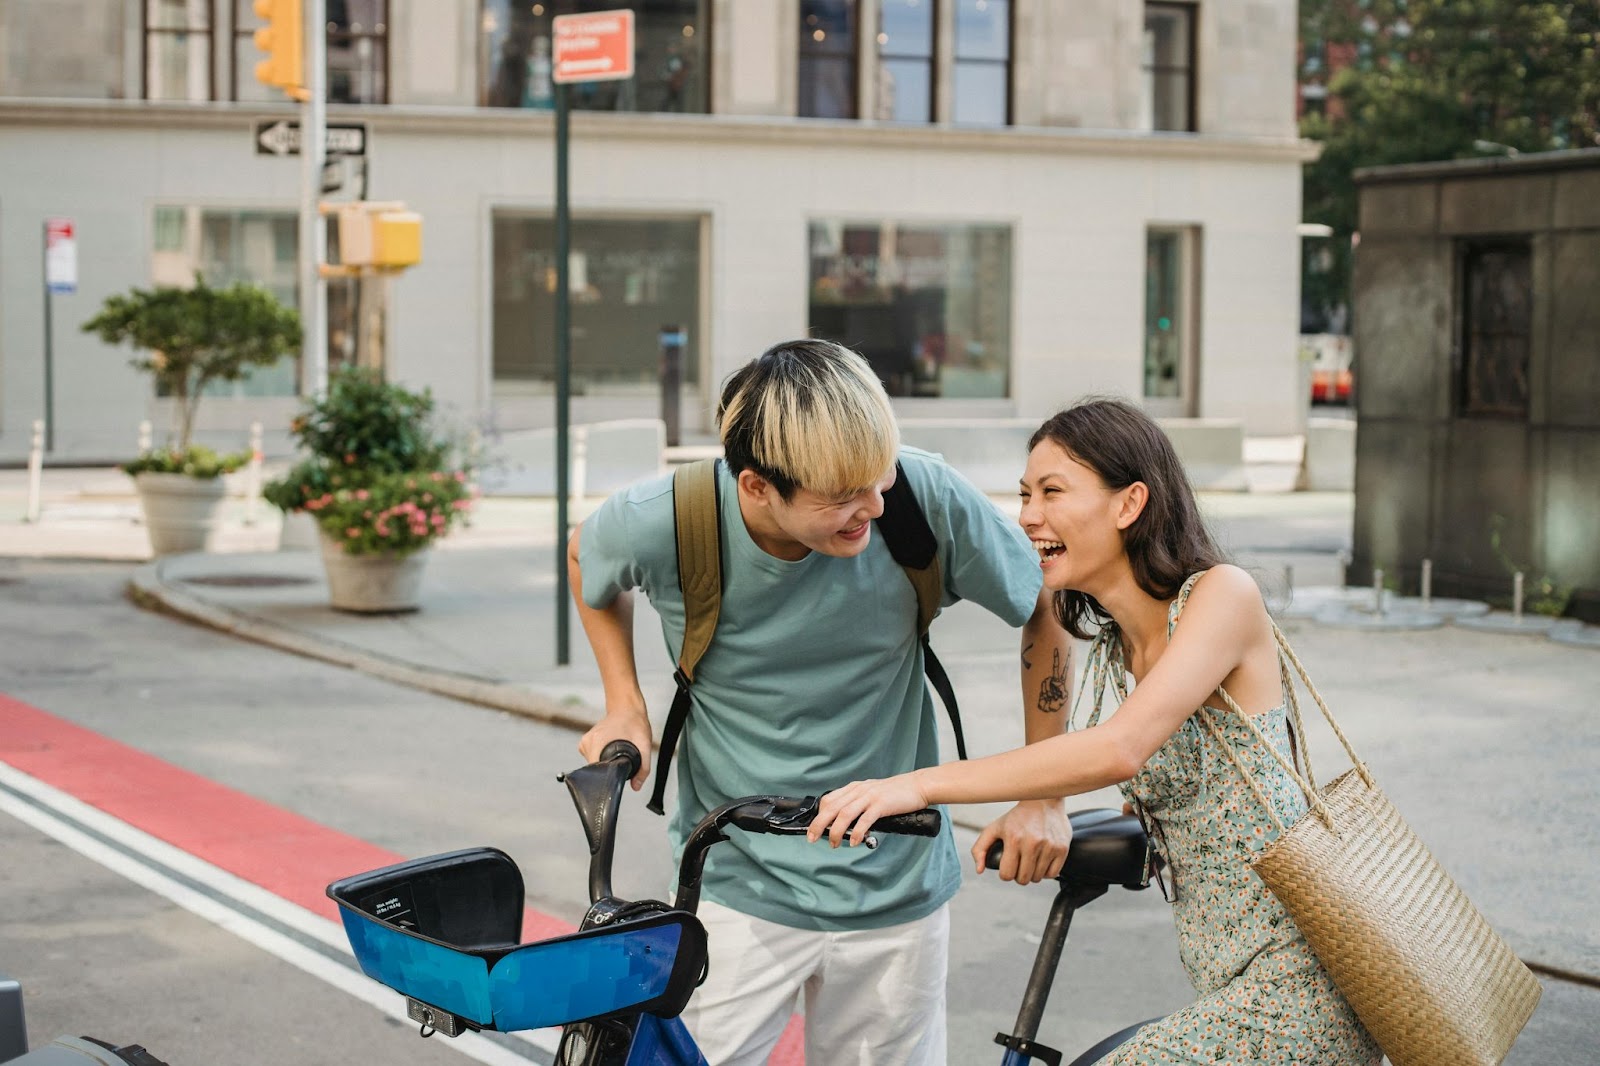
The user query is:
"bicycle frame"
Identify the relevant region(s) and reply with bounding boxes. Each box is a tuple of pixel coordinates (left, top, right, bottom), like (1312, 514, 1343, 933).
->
(327, 743, 1160, 1066)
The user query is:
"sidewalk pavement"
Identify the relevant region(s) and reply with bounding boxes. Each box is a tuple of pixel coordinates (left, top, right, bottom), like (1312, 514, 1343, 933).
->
(4, 468, 1600, 981)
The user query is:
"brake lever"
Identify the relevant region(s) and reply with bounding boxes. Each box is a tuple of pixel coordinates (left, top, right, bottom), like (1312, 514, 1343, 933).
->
(736, 796, 880, 849)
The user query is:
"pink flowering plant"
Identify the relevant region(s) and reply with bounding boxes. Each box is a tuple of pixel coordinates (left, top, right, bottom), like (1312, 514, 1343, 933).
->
(264, 367, 476, 556)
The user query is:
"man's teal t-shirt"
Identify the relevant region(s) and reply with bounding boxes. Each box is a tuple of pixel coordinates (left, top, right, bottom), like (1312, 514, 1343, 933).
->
(578, 446, 1041, 931)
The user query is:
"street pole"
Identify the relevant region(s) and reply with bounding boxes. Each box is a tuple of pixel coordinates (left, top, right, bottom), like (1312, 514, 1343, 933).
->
(300, 0, 329, 396)
(554, 79, 572, 667)
(41, 247, 54, 454)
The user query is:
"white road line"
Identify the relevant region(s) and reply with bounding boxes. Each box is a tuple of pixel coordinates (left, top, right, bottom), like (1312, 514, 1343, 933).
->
(0, 761, 560, 1063)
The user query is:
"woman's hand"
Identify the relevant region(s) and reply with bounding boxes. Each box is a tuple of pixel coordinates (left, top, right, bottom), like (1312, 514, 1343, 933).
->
(807, 772, 931, 848)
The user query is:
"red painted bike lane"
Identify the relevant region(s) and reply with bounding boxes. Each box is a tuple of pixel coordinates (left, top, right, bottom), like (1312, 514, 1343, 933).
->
(0, 692, 805, 1065)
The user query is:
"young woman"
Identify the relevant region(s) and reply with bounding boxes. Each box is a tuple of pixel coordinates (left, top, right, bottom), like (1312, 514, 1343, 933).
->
(808, 399, 1382, 1065)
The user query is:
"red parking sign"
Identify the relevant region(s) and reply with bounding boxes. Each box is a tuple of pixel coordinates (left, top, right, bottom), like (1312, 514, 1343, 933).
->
(553, 10, 635, 84)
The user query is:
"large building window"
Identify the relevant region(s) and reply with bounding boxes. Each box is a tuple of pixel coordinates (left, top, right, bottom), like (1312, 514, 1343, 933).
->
(492, 215, 703, 387)
(1458, 239, 1532, 419)
(0, 0, 127, 98)
(234, 0, 388, 104)
(809, 221, 1012, 399)
(481, 1, 707, 112)
(799, 0, 858, 119)
(146, 0, 213, 101)
(1144, 227, 1199, 415)
(951, 0, 1009, 125)
(1142, 3, 1196, 132)
(875, 0, 933, 123)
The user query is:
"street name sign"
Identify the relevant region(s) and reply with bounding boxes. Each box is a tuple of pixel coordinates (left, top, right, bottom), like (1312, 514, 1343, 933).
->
(553, 10, 635, 83)
(45, 218, 77, 295)
(254, 119, 368, 157)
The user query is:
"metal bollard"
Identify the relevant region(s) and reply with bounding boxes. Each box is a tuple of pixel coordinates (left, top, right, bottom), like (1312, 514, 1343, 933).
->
(244, 421, 264, 526)
(659, 325, 686, 447)
(1372, 568, 1386, 616)
(1420, 558, 1433, 607)
(25, 420, 44, 524)
(1513, 572, 1525, 622)
(571, 424, 589, 508)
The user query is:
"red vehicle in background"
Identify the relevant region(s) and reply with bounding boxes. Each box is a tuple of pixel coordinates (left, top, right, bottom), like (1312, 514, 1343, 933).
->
(1303, 334, 1353, 405)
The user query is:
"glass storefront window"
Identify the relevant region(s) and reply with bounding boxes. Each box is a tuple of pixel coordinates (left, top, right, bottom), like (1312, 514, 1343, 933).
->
(876, 0, 933, 123)
(1142, 3, 1195, 132)
(799, 0, 857, 119)
(0, 0, 128, 99)
(809, 220, 1012, 399)
(480, 1, 707, 113)
(952, 0, 1009, 125)
(145, 0, 213, 101)
(492, 214, 702, 387)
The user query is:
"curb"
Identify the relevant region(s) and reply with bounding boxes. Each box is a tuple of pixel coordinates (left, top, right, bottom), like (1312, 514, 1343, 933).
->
(127, 559, 597, 735)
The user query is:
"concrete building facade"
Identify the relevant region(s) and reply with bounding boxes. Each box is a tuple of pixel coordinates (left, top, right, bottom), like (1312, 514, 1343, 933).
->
(1, 0, 1308, 464)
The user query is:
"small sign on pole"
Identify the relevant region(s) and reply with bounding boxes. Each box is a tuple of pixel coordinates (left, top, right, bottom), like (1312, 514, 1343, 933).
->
(45, 218, 77, 295)
(553, 10, 635, 83)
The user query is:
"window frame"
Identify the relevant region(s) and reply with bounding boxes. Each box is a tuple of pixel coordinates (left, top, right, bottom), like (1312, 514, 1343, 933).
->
(1142, 225, 1202, 417)
(875, 0, 936, 123)
(143, 0, 217, 102)
(949, 0, 1013, 127)
(230, 0, 392, 105)
(1454, 236, 1534, 421)
(799, 0, 861, 119)
(325, 1, 391, 106)
(1143, 0, 1198, 134)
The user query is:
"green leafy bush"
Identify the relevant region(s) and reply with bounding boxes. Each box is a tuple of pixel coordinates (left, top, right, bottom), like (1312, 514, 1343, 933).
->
(265, 367, 475, 556)
(122, 445, 251, 479)
(83, 277, 301, 455)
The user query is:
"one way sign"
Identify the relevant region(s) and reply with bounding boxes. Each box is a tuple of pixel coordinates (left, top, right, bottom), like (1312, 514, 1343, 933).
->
(254, 119, 368, 157)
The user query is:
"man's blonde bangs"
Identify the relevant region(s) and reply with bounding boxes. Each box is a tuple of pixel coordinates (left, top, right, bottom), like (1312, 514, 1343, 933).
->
(725, 344, 899, 496)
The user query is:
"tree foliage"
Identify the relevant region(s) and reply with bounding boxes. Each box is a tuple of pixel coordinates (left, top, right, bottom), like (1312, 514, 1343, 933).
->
(82, 277, 302, 453)
(1300, 0, 1600, 322)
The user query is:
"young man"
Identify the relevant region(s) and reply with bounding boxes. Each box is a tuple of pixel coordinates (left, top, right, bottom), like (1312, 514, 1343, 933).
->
(567, 340, 1074, 1066)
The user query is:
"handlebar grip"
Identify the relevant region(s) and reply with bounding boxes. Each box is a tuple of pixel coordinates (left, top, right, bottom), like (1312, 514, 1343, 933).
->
(599, 740, 643, 778)
(871, 808, 942, 837)
(984, 841, 1004, 872)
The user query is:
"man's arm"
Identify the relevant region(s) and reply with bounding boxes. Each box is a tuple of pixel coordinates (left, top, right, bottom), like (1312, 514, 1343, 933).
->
(978, 586, 1074, 885)
(568, 522, 654, 789)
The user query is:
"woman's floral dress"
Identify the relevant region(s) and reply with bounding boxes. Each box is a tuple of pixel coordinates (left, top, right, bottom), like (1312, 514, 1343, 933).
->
(1081, 574, 1382, 1066)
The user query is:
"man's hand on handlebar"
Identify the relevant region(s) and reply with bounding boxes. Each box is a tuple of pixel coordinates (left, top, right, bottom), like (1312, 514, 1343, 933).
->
(578, 707, 654, 791)
(805, 771, 931, 849)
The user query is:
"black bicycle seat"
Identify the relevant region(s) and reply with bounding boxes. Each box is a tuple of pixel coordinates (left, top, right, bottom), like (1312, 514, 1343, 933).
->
(1060, 809, 1149, 890)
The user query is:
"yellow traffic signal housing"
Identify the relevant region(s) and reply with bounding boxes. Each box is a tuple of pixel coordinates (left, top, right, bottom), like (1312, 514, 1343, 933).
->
(254, 0, 305, 98)
(372, 212, 423, 269)
(323, 202, 423, 274)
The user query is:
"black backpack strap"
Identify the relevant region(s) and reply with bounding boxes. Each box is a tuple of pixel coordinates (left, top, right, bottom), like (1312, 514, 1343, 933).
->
(876, 462, 968, 760)
(648, 460, 722, 816)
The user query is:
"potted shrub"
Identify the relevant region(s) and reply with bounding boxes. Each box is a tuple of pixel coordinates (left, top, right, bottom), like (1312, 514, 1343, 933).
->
(82, 277, 302, 554)
(264, 367, 476, 613)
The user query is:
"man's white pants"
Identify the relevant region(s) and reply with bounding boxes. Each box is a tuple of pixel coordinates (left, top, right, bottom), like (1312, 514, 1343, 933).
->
(678, 900, 949, 1066)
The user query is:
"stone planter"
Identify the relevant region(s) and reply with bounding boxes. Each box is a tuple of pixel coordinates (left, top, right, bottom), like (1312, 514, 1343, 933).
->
(318, 532, 431, 613)
(133, 472, 229, 554)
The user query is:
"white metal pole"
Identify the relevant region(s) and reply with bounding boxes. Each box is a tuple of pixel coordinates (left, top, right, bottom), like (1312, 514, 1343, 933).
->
(25, 420, 44, 524)
(245, 420, 264, 526)
(300, 0, 329, 396)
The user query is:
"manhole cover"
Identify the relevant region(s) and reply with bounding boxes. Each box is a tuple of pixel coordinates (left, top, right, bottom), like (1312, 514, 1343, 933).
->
(180, 574, 316, 588)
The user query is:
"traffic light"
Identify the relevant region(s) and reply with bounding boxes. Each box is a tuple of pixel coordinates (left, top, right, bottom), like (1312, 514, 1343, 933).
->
(253, 0, 305, 99)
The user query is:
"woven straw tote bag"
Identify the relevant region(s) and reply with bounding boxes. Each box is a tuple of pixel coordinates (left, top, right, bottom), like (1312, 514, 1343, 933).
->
(1196, 621, 1541, 1066)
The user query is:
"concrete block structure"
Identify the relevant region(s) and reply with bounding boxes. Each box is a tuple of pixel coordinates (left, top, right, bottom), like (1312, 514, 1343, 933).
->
(1351, 149, 1600, 621)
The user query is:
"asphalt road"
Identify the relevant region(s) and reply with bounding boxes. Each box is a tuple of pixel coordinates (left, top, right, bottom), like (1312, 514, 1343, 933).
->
(0, 558, 1594, 1064)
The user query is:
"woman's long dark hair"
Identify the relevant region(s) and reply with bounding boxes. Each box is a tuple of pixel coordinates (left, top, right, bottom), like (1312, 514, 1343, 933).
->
(1029, 398, 1227, 639)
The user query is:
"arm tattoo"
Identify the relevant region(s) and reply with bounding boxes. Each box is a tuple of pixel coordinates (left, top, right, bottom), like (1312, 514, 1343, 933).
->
(1021, 641, 1035, 671)
(1037, 647, 1068, 715)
